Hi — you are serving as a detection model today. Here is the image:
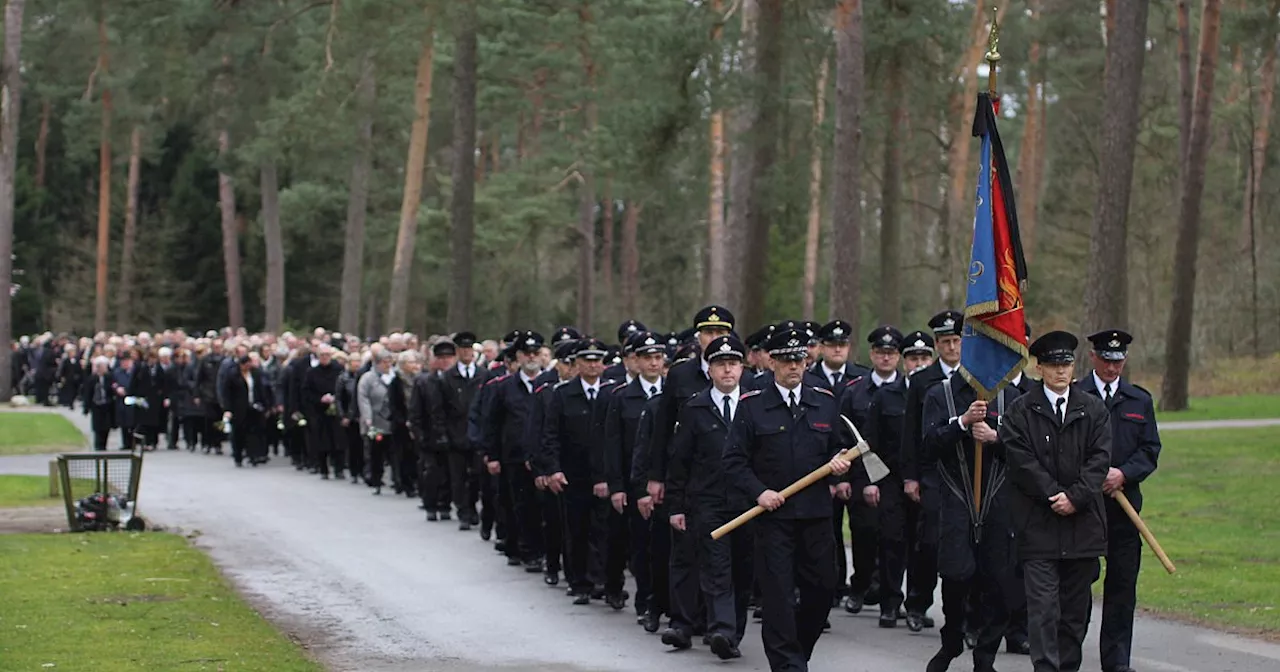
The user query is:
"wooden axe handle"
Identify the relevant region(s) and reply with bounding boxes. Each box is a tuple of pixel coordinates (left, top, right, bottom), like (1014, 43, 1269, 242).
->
(1114, 490, 1176, 574)
(710, 443, 867, 540)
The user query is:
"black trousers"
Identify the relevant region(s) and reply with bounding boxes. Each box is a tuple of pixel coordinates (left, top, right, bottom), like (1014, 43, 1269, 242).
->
(1101, 503, 1142, 671)
(541, 489, 568, 576)
(696, 508, 755, 645)
(342, 423, 363, 480)
(845, 496, 879, 596)
(755, 516, 835, 672)
(936, 525, 1012, 664)
(874, 477, 908, 617)
(287, 422, 307, 465)
(624, 502, 652, 614)
(119, 425, 136, 451)
(365, 433, 389, 487)
(202, 406, 224, 449)
(230, 411, 266, 465)
(668, 520, 703, 634)
(1024, 558, 1100, 672)
(603, 504, 631, 596)
(307, 416, 346, 476)
(422, 451, 468, 514)
(499, 464, 541, 562)
(479, 455, 500, 535)
(906, 480, 941, 615)
(647, 502, 673, 617)
(564, 487, 603, 593)
(389, 429, 414, 492)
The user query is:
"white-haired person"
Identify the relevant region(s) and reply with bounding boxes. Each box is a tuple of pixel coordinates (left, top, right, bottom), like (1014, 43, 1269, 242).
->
(389, 350, 422, 498)
(358, 350, 400, 495)
(81, 356, 116, 451)
(335, 351, 366, 485)
(56, 342, 83, 408)
(222, 353, 272, 467)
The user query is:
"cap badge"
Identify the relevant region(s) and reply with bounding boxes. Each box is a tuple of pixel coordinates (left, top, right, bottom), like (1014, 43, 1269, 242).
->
(943, 317, 955, 327)
(719, 342, 732, 352)
(914, 339, 925, 348)
(627, 325, 638, 332)
(832, 327, 844, 336)
(881, 334, 892, 343)
(787, 338, 799, 347)
(525, 338, 535, 346)
(1109, 339, 1120, 348)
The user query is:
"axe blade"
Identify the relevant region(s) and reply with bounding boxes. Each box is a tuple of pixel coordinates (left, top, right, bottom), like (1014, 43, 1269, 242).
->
(839, 414, 891, 483)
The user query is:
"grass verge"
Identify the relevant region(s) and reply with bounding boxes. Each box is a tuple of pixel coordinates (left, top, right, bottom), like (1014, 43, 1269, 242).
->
(1133, 427, 1280, 634)
(1154, 394, 1280, 423)
(0, 475, 96, 508)
(0, 412, 86, 454)
(0, 533, 322, 671)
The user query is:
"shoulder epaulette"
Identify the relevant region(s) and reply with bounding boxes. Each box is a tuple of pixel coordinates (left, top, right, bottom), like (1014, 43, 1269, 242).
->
(740, 389, 763, 400)
(534, 382, 550, 394)
(553, 379, 573, 389)
(673, 356, 696, 366)
(485, 374, 510, 386)
(810, 386, 834, 397)
(1130, 383, 1153, 398)
(610, 382, 629, 394)
(844, 375, 864, 387)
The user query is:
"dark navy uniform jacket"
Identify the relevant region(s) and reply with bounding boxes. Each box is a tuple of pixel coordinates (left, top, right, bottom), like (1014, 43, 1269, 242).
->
(541, 376, 612, 487)
(481, 372, 538, 465)
(628, 395, 664, 501)
(648, 357, 711, 483)
(666, 388, 746, 516)
(1078, 375, 1161, 513)
(849, 376, 909, 490)
(804, 361, 871, 400)
(524, 368, 563, 476)
(603, 377, 662, 496)
(723, 384, 855, 520)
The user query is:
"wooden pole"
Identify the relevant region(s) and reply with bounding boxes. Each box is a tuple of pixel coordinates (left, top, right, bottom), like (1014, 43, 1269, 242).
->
(1114, 490, 1176, 574)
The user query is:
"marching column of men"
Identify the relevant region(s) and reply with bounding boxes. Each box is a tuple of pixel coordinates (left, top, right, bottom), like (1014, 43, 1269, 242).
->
(27, 305, 1163, 672)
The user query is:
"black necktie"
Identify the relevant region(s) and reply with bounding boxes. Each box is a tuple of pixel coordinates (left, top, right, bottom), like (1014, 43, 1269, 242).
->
(831, 372, 841, 387)
(722, 394, 732, 422)
(1055, 397, 1066, 423)
(1103, 383, 1112, 402)
(588, 387, 596, 401)
(788, 390, 799, 418)
(648, 385, 657, 399)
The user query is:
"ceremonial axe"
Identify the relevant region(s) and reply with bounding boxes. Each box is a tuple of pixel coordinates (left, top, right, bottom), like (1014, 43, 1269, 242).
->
(709, 415, 890, 540)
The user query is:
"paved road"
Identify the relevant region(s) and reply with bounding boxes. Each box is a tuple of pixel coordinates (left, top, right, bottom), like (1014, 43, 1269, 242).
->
(2, 409, 1278, 671)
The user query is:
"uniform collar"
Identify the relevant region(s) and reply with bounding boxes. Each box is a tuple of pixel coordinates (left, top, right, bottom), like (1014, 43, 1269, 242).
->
(775, 381, 802, 404)
(580, 377, 601, 396)
(1043, 384, 1070, 410)
(1091, 371, 1120, 398)
(871, 370, 897, 387)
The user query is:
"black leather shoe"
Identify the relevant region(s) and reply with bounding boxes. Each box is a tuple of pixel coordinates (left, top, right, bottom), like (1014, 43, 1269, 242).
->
(523, 559, 544, 573)
(426, 511, 438, 522)
(864, 586, 881, 606)
(822, 619, 831, 631)
(440, 511, 451, 521)
(506, 556, 522, 567)
(606, 593, 627, 611)
(906, 611, 927, 632)
(752, 608, 763, 620)
(1006, 639, 1030, 655)
(878, 613, 897, 628)
(708, 633, 740, 660)
(844, 594, 864, 614)
(921, 613, 935, 628)
(643, 609, 661, 633)
(590, 587, 606, 600)
(964, 632, 977, 650)
(660, 628, 692, 650)
(544, 570, 560, 586)
(494, 541, 506, 554)
(572, 592, 591, 606)
(480, 525, 492, 541)
(1106, 667, 1137, 672)
(458, 520, 472, 531)
(925, 649, 955, 672)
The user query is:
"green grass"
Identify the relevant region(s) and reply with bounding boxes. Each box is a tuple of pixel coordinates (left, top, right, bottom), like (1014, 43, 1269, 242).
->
(0, 533, 322, 671)
(1155, 394, 1280, 423)
(1132, 427, 1280, 634)
(0, 475, 96, 508)
(0, 412, 86, 454)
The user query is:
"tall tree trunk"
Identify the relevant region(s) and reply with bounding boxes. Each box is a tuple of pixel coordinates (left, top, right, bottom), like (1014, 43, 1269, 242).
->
(802, 55, 829, 322)
(387, 20, 436, 332)
(490, 134, 500, 173)
(600, 177, 615, 322)
(726, 0, 783, 330)
(1177, 0, 1193, 172)
(943, 1, 1001, 296)
(830, 0, 864, 331)
(879, 39, 903, 327)
(576, 1, 598, 333)
(447, 0, 478, 332)
(0, 0, 27, 401)
(1162, 0, 1223, 411)
(707, 0, 728, 303)
(34, 98, 48, 190)
(621, 201, 641, 318)
(1242, 21, 1279, 357)
(338, 54, 376, 335)
(116, 126, 141, 333)
(93, 10, 112, 334)
(217, 129, 244, 330)
(1015, 0, 1043, 261)
(261, 160, 284, 333)
(1082, 0, 1149, 337)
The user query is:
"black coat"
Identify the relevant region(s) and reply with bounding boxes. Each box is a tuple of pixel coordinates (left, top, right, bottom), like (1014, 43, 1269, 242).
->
(627, 394, 664, 501)
(540, 377, 610, 486)
(900, 360, 953, 483)
(647, 357, 711, 483)
(128, 363, 165, 429)
(81, 373, 116, 432)
(666, 387, 746, 516)
(482, 372, 538, 464)
(602, 377, 661, 495)
(301, 361, 343, 419)
(1078, 375, 1161, 513)
(467, 370, 508, 457)
(849, 376, 910, 490)
(335, 370, 361, 422)
(192, 354, 224, 409)
(1000, 386, 1112, 561)
(224, 368, 271, 421)
(438, 365, 486, 451)
(408, 372, 448, 451)
(524, 369, 562, 475)
(804, 360, 871, 399)
(723, 383, 854, 520)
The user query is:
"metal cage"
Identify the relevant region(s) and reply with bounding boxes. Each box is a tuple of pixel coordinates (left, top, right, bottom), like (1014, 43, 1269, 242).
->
(56, 451, 145, 532)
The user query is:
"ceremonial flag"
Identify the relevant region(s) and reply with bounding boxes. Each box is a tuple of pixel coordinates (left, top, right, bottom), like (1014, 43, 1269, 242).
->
(959, 92, 1028, 399)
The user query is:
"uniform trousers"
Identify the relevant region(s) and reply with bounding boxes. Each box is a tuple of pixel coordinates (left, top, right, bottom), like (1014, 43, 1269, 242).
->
(603, 505, 632, 597)
(873, 476, 908, 617)
(422, 451, 469, 514)
(646, 503, 673, 618)
(343, 423, 364, 480)
(906, 478, 941, 615)
(365, 433, 389, 487)
(622, 503, 652, 614)
(308, 415, 345, 476)
(695, 508, 755, 644)
(564, 487, 604, 594)
(478, 455, 500, 536)
(1024, 557, 1099, 672)
(541, 489, 568, 577)
(1100, 503, 1142, 671)
(499, 464, 541, 562)
(667, 523, 704, 635)
(755, 516, 835, 672)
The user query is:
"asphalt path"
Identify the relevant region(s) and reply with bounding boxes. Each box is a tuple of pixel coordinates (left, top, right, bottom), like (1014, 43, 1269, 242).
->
(2, 407, 1279, 671)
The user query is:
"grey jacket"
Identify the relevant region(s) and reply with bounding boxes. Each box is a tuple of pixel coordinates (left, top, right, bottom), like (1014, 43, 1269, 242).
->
(357, 370, 395, 434)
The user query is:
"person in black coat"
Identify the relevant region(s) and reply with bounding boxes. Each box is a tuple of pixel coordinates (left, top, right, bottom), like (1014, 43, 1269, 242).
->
(281, 346, 312, 468)
(468, 351, 515, 543)
(192, 345, 226, 454)
(666, 335, 753, 660)
(81, 357, 116, 451)
(1000, 331, 1112, 672)
(302, 345, 346, 479)
(437, 332, 486, 527)
(172, 350, 203, 451)
(334, 355, 365, 485)
(920, 367, 1025, 672)
(223, 355, 272, 467)
(541, 337, 615, 604)
(56, 344, 83, 408)
(410, 343, 452, 521)
(1083, 330, 1162, 672)
(723, 327, 856, 672)
(28, 338, 59, 405)
(899, 310, 964, 631)
(527, 338, 576, 586)
(130, 349, 166, 451)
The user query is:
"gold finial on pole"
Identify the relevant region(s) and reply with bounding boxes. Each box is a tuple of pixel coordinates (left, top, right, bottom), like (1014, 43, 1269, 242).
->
(985, 5, 1001, 96)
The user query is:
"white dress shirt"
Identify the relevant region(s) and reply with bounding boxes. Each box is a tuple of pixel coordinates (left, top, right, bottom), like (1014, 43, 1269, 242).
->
(458, 362, 476, 379)
(519, 371, 538, 393)
(775, 382, 802, 407)
(711, 386, 740, 421)
(581, 378, 601, 399)
(1044, 385, 1070, 420)
(871, 371, 898, 388)
(1092, 372, 1117, 400)
(639, 376, 663, 398)
(940, 361, 958, 379)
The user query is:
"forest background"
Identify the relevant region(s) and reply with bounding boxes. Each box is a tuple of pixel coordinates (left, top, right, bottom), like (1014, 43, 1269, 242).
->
(0, 0, 1276, 410)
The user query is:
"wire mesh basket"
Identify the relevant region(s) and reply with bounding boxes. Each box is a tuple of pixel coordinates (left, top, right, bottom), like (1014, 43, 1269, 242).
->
(56, 451, 146, 532)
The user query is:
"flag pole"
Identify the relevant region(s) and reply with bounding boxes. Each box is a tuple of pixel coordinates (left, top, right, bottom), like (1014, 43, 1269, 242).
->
(973, 6, 1002, 516)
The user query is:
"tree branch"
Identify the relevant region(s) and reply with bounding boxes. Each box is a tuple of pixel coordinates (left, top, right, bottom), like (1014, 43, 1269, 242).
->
(261, 0, 330, 56)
